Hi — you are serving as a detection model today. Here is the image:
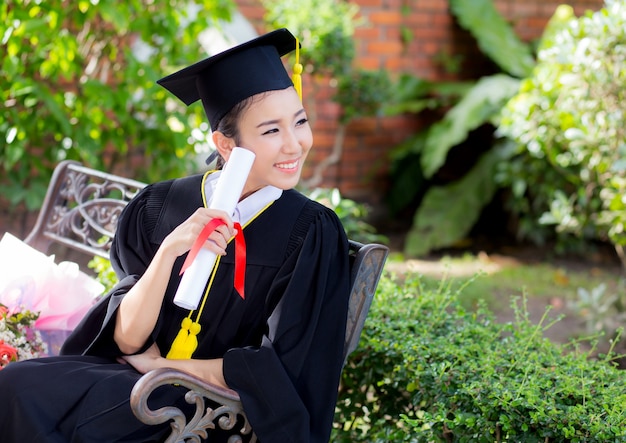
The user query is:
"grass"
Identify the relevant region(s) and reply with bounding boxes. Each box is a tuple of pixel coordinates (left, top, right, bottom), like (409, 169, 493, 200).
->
(385, 250, 626, 347)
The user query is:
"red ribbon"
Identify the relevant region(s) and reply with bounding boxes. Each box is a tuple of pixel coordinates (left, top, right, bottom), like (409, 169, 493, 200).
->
(179, 219, 246, 299)
(233, 222, 246, 299)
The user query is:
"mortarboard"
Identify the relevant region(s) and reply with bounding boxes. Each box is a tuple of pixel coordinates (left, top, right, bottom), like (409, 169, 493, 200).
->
(157, 28, 300, 131)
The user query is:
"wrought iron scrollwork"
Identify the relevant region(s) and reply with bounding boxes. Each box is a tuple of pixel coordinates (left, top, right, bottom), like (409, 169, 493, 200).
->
(130, 368, 256, 443)
(26, 161, 146, 258)
(46, 170, 139, 255)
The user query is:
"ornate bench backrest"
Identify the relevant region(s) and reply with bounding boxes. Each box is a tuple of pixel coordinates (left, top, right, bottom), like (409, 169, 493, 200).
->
(24, 160, 147, 259)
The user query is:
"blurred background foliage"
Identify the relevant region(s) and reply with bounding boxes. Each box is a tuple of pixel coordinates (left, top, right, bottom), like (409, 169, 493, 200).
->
(3, 0, 626, 266)
(498, 0, 626, 267)
(385, 0, 626, 266)
(1, 0, 234, 209)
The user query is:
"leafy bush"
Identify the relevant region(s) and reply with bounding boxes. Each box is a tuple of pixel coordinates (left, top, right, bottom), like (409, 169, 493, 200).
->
(1, 0, 233, 210)
(333, 274, 626, 442)
(497, 0, 626, 258)
(385, 0, 533, 257)
(306, 187, 387, 245)
(88, 255, 118, 294)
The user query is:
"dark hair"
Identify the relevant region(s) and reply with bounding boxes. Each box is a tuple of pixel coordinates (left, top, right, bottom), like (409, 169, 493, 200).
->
(213, 92, 268, 169)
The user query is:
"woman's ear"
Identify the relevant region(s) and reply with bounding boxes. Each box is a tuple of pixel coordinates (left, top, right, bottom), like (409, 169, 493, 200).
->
(212, 131, 235, 162)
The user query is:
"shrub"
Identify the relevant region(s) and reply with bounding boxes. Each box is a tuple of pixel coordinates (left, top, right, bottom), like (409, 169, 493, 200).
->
(334, 274, 626, 442)
(2, 0, 234, 210)
(88, 255, 118, 294)
(305, 187, 388, 245)
(497, 0, 626, 258)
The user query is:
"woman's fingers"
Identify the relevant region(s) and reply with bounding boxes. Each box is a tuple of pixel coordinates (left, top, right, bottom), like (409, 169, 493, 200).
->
(161, 208, 235, 258)
(193, 208, 235, 254)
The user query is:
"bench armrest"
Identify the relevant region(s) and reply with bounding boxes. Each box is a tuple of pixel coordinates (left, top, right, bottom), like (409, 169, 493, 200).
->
(130, 367, 256, 443)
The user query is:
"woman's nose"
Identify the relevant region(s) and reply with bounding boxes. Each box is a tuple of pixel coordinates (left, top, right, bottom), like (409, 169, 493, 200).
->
(283, 129, 302, 154)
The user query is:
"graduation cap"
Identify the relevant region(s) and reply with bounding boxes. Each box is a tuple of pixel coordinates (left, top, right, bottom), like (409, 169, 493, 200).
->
(157, 28, 302, 131)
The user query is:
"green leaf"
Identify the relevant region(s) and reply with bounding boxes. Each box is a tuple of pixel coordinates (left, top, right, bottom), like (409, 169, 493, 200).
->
(449, 0, 535, 78)
(0, 0, 236, 209)
(36, 84, 71, 135)
(405, 148, 502, 257)
(384, 74, 474, 116)
(421, 74, 520, 178)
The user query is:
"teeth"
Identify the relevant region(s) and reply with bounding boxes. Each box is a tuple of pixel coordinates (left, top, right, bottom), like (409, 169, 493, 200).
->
(276, 161, 298, 169)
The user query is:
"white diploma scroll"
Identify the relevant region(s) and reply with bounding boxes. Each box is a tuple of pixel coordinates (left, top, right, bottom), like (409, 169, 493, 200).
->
(173, 147, 256, 310)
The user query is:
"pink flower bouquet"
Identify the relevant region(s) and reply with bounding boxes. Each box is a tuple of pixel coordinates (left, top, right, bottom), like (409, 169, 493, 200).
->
(0, 303, 46, 369)
(0, 233, 104, 356)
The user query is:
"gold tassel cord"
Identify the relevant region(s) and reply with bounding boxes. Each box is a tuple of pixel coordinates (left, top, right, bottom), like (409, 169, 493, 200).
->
(182, 321, 201, 357)
(292, 36, 303, 101)
(166, 317, 193, 359)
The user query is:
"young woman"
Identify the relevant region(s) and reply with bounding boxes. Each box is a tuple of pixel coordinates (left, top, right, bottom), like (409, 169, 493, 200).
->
(0, 28, 350, 442)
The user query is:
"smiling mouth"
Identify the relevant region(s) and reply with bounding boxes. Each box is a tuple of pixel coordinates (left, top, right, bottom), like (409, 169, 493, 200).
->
(275, 160, 299, 170)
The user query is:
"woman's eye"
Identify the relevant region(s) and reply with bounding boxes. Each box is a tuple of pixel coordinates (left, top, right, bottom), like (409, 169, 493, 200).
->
(296, 118, 308, 126)
(262, 128, 279, 135)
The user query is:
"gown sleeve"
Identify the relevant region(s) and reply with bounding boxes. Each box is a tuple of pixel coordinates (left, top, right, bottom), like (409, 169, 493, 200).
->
(60, 182, 168, 357)
(222, 206, 351, 443)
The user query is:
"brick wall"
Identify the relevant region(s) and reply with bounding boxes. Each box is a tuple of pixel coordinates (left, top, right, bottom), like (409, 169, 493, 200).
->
(0, 0, 607, 239)
(233, 0, 604, 206)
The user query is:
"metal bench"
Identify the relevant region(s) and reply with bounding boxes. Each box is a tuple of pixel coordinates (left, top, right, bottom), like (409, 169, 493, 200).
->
(25, 159, 389, 442)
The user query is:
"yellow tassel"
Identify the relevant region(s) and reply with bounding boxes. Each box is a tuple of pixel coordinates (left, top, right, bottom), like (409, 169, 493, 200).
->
(292, 37, 303, 101)
(166, 317, 202, 360)
(182, 321, 201, 358)
(167, 317, 192, 359)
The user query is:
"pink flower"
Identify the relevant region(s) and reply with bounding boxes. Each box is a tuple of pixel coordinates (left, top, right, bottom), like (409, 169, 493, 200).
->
(0, 340, 19, 368)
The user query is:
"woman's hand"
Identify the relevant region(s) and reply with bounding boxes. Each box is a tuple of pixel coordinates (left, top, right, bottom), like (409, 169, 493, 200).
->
(114, 209, 234, 355)
(119, 342, 164, 374)
(119, 343, 227, 388)
(161, 208, 235, 259)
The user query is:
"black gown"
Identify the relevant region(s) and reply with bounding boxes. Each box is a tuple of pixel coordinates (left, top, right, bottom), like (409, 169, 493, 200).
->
(0, 173, 350, 443)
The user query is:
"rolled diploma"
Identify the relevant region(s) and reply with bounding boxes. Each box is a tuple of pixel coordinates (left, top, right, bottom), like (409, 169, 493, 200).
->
(173, 147, 256, 310)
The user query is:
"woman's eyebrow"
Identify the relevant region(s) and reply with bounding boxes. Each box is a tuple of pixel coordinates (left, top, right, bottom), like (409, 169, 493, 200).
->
(256, 109, 306, 128)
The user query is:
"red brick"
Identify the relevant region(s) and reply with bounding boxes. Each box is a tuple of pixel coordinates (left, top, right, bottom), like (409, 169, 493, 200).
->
(360, 56, 384, 70)
(368, 40, 405, 55)
(354, 27, 381, 41)
(369, 10, 404, 26)
(346, 117, 380, 133)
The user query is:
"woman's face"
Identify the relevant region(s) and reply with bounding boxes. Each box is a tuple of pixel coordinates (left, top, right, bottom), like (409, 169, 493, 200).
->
(229, 87, 313, 195)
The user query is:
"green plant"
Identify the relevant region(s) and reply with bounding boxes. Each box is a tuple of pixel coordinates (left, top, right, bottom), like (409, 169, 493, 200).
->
(306, 187, 388, 244)
(569, 281, 626, 339)
(402, 75, 521, 256)
(87, 255, 118, 294)
(385, 0, 535, 257)
(262, 0, 358, 80)
(1, 0, 234, 210)
(333, 273, 626, 441)
(449, 0, 534, 78)
(497, 0, 626, 260)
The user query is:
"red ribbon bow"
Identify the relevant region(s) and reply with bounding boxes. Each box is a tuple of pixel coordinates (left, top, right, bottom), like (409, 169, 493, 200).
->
(179, 219, 246, 299)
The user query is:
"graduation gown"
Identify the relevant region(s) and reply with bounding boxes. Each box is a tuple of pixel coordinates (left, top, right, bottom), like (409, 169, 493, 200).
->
(0, 173, 350, 443)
